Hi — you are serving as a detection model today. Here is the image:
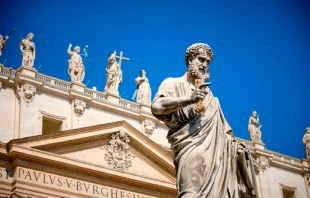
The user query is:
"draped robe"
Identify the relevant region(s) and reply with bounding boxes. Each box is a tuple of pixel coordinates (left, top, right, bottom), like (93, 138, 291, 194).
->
(152, 77, 258, 198)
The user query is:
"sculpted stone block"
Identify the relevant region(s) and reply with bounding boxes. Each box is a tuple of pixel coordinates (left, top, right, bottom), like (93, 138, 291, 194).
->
(101, 130, 133, 171)
(74, 99, 86, 117)
(22, 84, 36, 106)
(144, 119, 155, 136)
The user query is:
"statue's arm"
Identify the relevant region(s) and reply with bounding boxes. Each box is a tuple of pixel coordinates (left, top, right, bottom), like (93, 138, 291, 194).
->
(151, 96, 192, 115)
(19, 42, 24, 52)
(135, 77, 144, 85)
(67, 44, 73, 56)
(152, 85, 207, 115)
(251, 117, 259, 125)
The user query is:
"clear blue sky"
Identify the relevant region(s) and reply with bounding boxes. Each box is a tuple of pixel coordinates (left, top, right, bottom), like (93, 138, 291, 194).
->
(1, 0, 309, 159)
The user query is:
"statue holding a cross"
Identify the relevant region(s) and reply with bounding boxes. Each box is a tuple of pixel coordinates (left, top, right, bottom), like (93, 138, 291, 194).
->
(104, 50, 129, 95)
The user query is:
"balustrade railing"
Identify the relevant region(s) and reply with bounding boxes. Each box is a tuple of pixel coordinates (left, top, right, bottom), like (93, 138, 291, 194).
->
(1, 67, 16, 78)
(119, 99, 140, 111)
(84, 90, 93, 96)
(0, 66, 145, 113)
(35, 73, 70, 89)
(35, 74, 52, 84)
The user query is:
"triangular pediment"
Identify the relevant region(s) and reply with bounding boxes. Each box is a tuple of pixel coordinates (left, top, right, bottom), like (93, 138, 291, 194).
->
(5, 121, 177, 196)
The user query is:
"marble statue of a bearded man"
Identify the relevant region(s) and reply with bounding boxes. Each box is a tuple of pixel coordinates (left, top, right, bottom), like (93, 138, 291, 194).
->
(151, 43, 258, 198)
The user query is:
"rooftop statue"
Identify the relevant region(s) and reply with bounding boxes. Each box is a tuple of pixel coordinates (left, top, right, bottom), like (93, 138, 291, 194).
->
(67, 43, 85, 83)
(151, 43, 258, 197)
(20, 33, 35, 68)
(303, 127, 310, 161)
(248, 111, 263, 142)
(133, 69, 151, 105)
(105, 51, 122, 94)
(0, 35, 9, 56)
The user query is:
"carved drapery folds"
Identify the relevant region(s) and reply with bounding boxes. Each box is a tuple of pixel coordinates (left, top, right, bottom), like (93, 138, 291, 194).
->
(74, 99, 86, 117)
(102, 131, 134, 171)
(144, 119, 155, 136)
(23, 84, 36, 106)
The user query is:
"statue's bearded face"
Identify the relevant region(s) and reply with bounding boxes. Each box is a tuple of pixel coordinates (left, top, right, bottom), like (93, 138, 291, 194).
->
(188, 49, 211, 80)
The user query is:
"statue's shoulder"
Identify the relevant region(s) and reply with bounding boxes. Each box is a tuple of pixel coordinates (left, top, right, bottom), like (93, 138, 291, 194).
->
(161, 77, 183, 85)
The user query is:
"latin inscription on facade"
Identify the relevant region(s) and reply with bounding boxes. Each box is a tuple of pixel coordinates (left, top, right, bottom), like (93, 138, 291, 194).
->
(0, 167, 154, 198)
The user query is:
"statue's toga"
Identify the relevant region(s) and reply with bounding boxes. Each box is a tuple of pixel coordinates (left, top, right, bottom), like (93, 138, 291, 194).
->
(151, 43, 258, 198)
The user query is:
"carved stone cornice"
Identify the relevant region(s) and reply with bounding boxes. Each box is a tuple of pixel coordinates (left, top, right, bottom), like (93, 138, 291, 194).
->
(39, 110, 67, 121)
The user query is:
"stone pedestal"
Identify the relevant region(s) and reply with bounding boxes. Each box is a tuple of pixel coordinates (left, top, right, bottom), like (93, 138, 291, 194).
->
(254, 141, 265, 150)
(71, 82, 86, 93)
(105, 92, 120, 105)
(140, 103, 151, 114)
(17, 66, 37, 78)
(104, 89, 119, 97)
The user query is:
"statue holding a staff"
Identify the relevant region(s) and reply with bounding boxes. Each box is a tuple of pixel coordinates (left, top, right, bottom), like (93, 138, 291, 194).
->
(0, 28, 16, 56)
(67, 43, 85, 83)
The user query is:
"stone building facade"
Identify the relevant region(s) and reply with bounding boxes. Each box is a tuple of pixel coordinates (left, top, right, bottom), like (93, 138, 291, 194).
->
(0, 65, 309, 198)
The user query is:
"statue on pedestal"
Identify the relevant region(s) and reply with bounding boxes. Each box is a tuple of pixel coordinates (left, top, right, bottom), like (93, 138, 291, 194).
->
(151, 43, 258, 197)
(67, 43, 85, 83)
(105, 51, 122, 94)
(0, 35, 9, 56)
(302, 127, 310, 160)
(20, 33, 35, 68)
(134, 69, 151, 104)
(248, 111, 262, 142)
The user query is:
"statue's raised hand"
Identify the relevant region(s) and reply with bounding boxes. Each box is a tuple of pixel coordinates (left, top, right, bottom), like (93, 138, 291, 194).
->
(69, 43, 72, 48)
(190, 82, 210, 103)
(191, 87, 208, 103)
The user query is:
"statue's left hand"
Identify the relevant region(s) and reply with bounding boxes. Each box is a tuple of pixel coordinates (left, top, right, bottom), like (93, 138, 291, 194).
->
(5, 36, 9, 40)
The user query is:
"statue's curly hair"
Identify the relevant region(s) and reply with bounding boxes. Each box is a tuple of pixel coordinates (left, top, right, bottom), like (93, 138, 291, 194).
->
(185, 43, 214, 66)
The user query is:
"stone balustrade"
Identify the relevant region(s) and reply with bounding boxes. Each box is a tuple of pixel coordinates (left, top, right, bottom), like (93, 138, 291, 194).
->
(1, 67, 16, 78)
(35, 73, 70, 89)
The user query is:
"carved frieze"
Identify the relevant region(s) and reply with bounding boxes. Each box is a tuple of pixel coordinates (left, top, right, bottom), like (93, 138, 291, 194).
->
(102, 131, 134, 171)
(23, 84, 36, 106)
(144, 119, 155, 136)
(74, 99, 86, 117)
